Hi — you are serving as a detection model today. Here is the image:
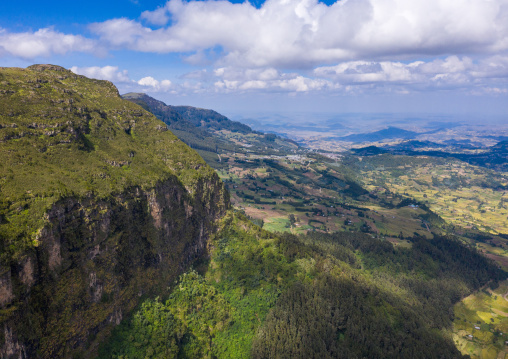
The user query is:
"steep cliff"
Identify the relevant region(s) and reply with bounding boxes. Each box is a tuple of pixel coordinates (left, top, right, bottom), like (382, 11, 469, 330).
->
(0, 65, 229, 358)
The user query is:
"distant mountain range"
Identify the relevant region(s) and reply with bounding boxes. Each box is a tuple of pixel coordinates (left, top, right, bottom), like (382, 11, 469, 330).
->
(353, 140, 508, 172)
(335, 125, 452, 143)
(339, 126, 419, 142)
(384, 140, 447, 151)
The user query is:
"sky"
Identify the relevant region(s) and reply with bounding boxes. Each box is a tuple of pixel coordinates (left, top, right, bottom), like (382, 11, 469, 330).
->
(1, 0, 508, 119)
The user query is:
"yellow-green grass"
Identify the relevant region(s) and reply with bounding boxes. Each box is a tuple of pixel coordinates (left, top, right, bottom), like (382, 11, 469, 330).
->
(360, 162, 508, 235)
(262, 216, 310, 234)
(453, 281, 508, 358)
(0, 65, 217, 263)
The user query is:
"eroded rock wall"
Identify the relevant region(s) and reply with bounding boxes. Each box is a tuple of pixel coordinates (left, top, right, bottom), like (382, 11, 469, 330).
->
(0, 175, 228, 358)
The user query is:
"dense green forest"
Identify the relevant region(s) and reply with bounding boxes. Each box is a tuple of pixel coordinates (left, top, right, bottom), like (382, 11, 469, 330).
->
(99, 212, 505, 358)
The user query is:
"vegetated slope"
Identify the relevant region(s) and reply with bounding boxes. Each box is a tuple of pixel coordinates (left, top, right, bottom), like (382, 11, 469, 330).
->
(122, 92, 251, 134)
(122, 92, 239, 155)
(171, 105, 252, 133)
(0, 65, 228, 358)
(216, 151, 447, 239)
(122, 93, 300, 169)
(125, 93, 444, 240)
(346, 153, 508, 235)
(2, 67, 504, 359)
(99, 212, 506, 358)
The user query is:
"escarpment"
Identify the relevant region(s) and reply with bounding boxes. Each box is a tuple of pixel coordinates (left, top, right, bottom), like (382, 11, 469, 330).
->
(0, 65, 229, 358)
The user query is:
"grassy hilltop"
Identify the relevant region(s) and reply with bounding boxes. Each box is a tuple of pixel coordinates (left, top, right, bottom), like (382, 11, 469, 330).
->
(0, 65, 228, 358)
(0, 65, 221, 263)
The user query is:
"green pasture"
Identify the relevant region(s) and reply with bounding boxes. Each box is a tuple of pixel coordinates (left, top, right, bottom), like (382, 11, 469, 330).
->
(453, 281, 508, 358)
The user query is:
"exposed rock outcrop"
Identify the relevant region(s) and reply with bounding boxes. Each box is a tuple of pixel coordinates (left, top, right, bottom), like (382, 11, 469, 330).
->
(0, 65, 229, 358)
(1, 175, 227, 358)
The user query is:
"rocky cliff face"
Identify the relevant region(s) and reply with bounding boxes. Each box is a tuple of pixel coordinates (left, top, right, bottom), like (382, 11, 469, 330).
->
(0, 65, 229, 358)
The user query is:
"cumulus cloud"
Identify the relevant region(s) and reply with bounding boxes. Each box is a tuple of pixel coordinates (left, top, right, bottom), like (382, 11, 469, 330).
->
(70, 65, 173, 93)
(0, 27, 96, 58)
(178, 55, 505, 95)
(164, 55, 508, 95)
(141, 4, 171, 26)
(4, 0, 507, 96)
(70, 65, 131, 82)
(313, 55, 508, 92)
(89, 0, 508, 68)
(212, 66, 332, 93)
(138, 76, 172, 91)
(67, 56, 508, 96)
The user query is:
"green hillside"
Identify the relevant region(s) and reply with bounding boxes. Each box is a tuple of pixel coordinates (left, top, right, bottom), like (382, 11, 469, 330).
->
(0, 65, 229, 358)
(0, 65, 219, 264)
(171, 105, 252, 133)
(122, 93, 300, 169)
(100, 212, 505, 358)
(120, 90, 508, 359)
(122, 92, 236, 155)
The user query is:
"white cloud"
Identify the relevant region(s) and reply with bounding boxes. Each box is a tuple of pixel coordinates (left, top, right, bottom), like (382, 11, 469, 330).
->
(160, 79, 172, 88)
(418, 56, 474, 74)
(3, 0, 507, 97)
(276, 76, 329, 92)
(68, 56, 508, 96)
(312, 55, 508, 92)
(178, 55, 508, 94)
(138, 76, 159, 87)
(89, 0, 508, 68)
(0, 27, 96, 59)
(138, 76, 172, 91)
(141, 4, 171, 26)
(481, 87, 508, 94)
(239, 80, 268, 90)
(89, 19, 151, 49)
(70, 65, 173, 93)
(70, 65, 131, 82)
(212, 66, 331, 93)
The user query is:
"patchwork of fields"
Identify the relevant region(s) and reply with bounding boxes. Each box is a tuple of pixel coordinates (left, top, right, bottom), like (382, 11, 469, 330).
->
(453, 281, 508, 358)
(357, 159, 508, 234)
(216, 153, 435, 240)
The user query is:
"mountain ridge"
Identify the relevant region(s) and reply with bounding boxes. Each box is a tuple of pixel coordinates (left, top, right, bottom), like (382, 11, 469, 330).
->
(122, 92, 253, 134)
(0, 65, 228, 358)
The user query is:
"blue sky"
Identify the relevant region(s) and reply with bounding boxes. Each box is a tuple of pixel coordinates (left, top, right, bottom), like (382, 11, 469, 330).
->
(1, 0, 508, 118)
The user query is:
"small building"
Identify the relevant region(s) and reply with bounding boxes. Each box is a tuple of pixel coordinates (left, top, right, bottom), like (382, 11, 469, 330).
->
(468, 335, 473, 339)
(474, 326, 481, 330)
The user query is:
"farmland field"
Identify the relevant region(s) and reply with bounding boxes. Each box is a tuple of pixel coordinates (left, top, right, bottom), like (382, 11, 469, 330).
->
(218, 153, 436, 240)
(453, 281, 508, 358)
(355, 157, 508, 235)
